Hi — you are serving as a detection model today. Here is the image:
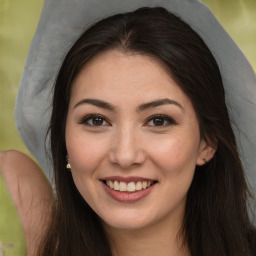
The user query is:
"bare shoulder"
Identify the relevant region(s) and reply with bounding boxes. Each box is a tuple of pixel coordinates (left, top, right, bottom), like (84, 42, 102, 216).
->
(0, 150, 53, 255)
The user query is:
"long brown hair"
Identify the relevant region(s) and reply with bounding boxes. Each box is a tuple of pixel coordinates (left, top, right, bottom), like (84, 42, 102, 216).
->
(39, 7, 256, 256)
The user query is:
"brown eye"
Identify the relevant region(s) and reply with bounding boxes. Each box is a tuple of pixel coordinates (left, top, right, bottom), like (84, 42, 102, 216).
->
(146, 114, 177, 127)
(153, 117, 165, 126)
(92, 116, 104, 126)
(80, 114, 110, 127)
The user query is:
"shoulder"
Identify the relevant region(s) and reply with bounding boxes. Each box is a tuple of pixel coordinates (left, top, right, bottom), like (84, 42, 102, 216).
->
(0, 150, 53, 256)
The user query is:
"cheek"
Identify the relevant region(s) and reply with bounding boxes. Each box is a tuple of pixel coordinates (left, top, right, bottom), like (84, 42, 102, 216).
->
(65, 133, 107, 205)
(65, 122, 107, 179)
(149, 134, 200, 177)
(148, 137, 199, 212)
(67, 137, 104, 175)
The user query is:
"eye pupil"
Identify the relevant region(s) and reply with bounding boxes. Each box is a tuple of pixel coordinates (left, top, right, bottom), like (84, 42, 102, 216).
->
(153, 118, 164, 126)
(93, 117, 104, 126)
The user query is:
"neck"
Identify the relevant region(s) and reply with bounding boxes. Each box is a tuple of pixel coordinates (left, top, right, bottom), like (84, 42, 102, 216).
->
(104, 212, 190, 256)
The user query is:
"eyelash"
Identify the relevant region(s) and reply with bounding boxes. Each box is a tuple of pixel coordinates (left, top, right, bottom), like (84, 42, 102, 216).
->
(146, 114, 177, 127)
(79, 114, 177, 128)
(79, 114, 109, 127)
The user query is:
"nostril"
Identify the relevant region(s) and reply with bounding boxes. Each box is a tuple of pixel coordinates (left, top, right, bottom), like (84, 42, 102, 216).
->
(108, 145, 146, 168)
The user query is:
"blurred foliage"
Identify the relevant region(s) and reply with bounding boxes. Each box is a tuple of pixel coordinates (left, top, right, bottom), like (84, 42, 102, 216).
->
(0, 1, 43, 253)
(0, 0, 43, 156)
(0, 174, 26, 256)
(203, 0, 256, 68)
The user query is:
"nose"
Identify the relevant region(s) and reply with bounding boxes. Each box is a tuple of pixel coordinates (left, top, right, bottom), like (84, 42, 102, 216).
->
(108, 125, 146, 169)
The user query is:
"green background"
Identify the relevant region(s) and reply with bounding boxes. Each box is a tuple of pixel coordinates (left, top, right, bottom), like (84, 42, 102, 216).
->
(0, 0, 255, 255)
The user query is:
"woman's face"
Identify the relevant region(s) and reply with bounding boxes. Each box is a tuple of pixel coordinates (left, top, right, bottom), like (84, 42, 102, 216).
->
(65, 50, 214, 231)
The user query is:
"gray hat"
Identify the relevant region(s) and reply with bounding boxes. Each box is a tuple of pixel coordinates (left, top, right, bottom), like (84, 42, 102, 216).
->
(15, 0, 256, 199)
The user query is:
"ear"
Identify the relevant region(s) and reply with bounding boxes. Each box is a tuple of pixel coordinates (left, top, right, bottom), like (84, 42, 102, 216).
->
(196, 140, 216, 166)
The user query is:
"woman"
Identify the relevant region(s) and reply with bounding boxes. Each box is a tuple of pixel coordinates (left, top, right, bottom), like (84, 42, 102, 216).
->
(30, 6, 255, 256)
(15, 1, 256, 256)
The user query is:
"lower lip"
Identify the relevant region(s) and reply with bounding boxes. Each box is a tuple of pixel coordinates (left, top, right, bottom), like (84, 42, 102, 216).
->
(102, 182, 156, 202)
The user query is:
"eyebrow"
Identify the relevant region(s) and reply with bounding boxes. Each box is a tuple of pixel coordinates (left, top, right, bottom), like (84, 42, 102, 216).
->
(74, 98, 115, 111)
(137, 98, 184, 112)
(73, 98, 184, 112)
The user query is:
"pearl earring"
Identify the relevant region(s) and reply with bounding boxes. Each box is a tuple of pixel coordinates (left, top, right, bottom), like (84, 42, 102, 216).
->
(66, 156, 71, 170)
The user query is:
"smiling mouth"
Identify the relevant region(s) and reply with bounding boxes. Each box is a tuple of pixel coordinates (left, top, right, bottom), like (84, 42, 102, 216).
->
(102, 180, 157, 193)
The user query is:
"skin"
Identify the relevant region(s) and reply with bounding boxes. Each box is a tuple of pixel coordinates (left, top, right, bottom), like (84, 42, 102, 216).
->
(65, 50, 215, 256)
(0, 150, 52, 256)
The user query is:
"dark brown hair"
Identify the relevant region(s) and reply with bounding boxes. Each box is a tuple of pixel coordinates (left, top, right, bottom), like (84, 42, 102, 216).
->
(39, 7, 256, 256)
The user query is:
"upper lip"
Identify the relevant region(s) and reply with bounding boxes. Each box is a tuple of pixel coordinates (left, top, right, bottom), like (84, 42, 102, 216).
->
(100, 176, 157, 183)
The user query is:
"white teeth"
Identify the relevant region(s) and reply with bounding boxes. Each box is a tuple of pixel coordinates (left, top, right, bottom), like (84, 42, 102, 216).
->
(114, 180, 119, 190)
(136, 181, 143, 190)
(119, 182, 127, 191)
(127, 182, 136, 192)
(109, 180, 114, 189)
(106, 180, 154, 192)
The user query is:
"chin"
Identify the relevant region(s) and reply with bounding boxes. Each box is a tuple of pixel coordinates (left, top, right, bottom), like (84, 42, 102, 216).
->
(98, 209, 157, 231)
(104, 219, 151, 231)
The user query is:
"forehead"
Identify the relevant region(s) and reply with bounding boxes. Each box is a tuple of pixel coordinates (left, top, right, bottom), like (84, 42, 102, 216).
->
(70, 49, 191, 109)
